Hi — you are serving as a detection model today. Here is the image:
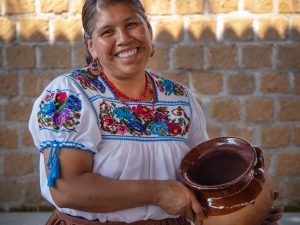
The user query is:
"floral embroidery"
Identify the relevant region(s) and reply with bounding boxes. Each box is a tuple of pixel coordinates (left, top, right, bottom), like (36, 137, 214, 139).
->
(38, 91, 82, 131)
(100, 101, 190, 137)
(70, 69, 106, 93)
(151, 73, 186, 96)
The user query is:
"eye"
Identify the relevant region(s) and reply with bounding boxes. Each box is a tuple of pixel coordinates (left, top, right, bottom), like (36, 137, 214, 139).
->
(127, 22, 140, 29)
(101, 29, 114, 37)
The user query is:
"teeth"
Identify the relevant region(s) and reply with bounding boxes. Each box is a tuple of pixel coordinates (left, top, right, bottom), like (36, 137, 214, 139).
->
(117, 48, 137, 59)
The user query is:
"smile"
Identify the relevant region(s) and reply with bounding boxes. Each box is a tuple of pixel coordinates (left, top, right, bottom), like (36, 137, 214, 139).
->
(117, 48, 138, 59)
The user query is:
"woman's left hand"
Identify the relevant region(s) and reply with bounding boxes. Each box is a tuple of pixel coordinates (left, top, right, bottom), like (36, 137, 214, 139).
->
(261, 192, 284, 225)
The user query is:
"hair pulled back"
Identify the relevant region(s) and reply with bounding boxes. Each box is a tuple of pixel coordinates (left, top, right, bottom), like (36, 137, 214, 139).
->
(82, 0, 148, 64)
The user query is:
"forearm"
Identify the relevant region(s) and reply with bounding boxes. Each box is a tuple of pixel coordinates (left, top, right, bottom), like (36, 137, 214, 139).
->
(51, 172, 163, 213)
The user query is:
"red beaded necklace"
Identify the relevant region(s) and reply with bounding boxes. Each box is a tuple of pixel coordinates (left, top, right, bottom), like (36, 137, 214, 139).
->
(101, 71, 157, 111)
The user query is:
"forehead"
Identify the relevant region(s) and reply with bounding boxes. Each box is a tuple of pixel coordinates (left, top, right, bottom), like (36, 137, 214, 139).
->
(94, 3, 142, 28)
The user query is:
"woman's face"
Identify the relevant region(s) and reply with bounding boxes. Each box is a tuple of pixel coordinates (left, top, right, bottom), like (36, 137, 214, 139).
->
(87, 3, 153, 79)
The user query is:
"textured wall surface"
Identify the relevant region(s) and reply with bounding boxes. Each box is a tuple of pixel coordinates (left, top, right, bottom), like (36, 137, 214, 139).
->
(0, 0, 299, 211)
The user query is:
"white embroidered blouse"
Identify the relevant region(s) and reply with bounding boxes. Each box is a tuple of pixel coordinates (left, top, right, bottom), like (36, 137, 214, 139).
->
(29, 68, 209, 222)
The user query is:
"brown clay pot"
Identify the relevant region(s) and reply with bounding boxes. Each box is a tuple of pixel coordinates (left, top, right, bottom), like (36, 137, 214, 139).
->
(179, 137, 274, 225)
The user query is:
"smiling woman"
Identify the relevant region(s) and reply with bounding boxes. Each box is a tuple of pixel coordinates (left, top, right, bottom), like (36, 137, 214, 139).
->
(28, 1, 281, 225)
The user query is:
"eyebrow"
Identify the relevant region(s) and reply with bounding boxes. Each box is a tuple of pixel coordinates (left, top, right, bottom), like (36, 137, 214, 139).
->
(97, 16, 140, 31)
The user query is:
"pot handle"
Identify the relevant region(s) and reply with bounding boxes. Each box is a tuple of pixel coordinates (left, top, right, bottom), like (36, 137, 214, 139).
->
(253, 145, 265, 181)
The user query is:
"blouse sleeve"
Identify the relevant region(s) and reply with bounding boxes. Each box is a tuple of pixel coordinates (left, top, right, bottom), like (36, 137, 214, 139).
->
(29, 75, 101, 187)
(186, 89, 209, 149)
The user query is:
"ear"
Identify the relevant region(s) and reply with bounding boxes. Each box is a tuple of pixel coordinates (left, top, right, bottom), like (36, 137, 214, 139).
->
(86, 38, 97, 59)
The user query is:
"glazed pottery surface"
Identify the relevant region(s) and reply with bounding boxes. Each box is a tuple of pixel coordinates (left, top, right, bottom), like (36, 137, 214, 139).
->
(179, 137, 274, 225)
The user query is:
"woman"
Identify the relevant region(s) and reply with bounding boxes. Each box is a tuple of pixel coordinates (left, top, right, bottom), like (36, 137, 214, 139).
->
(29, 0, 282, 225)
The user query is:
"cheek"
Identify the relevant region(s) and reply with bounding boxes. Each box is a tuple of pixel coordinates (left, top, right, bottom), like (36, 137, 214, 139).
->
(95, 39, 114, 55)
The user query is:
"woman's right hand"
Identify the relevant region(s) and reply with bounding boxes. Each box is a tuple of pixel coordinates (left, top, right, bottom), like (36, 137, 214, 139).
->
(157, 181, 204, 225)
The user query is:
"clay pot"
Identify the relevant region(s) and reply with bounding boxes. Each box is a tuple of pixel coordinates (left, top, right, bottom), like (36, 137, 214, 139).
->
(179, 137, 274, 225)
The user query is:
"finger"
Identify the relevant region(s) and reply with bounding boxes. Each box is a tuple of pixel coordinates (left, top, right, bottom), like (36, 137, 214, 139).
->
(190, 194, 204, 220)
(265, 212, 283, 222)
(269, 206, 284, 214)
(273, 192, 280, 201)
(185, 207, 195, 222)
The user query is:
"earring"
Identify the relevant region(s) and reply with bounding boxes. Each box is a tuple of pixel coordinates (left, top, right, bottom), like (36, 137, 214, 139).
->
(88, 58, 100, 76)
(150, 45, 155, 57)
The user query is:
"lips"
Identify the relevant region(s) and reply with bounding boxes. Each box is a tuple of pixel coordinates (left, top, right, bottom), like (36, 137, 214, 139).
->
(116, 48, 138, 59)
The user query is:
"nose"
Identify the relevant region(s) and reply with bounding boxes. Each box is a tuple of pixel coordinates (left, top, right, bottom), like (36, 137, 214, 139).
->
(116, 28, 132, 45)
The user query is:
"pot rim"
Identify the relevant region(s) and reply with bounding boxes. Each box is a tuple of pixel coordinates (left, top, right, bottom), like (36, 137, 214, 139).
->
(179, 137, 257, 191)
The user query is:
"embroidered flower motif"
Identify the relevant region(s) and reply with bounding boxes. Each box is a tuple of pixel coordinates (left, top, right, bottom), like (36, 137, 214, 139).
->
(70, 69, 106, 93)
(38, 92, 82, 131)
(150, 122, 168, 136)
(152, 73, 186, 96)
(100, 101, 190, 137)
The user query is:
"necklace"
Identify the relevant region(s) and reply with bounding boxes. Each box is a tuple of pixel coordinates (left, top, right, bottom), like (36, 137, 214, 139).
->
(101, 71, 148, 102)
(101, 71, 156, 111)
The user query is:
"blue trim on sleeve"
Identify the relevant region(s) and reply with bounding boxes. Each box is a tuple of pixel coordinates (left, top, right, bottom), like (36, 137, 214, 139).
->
(39, 141, 95, 187)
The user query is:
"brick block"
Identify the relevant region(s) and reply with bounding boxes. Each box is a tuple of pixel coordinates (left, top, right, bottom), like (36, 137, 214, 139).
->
(261, 72, 289, 93)
(244, 0, 273, 13)
(291, 17, 300, 40)
(276, 152, 300, 176)
(74, 41, 87, 67)
(72, 0, 84, 13)
(279, 99, 300, 121)
(4, 0, 35, 14)
(285, 180, 300, 202)
(175, 0, 204, 14)
(208, 44, 237, 69)
(164, 73, 189, 87)
(0, 180, 22, 201)
(4, 99, 34, 122)
(292, 126, 300, 146)
(142, 0, 171, 15)
(210, 99, 240, 121)
(192, 72, 223, 94)
(208, 0, 238, 13)
(155, 19, 183, 42)
(22, 178, 43, 203)
(22, 127, 35, 147)
(245, 98, 273, 122)
(0, 126, 18, 148)
(174, 45, 203, 69)
(0, 17, 16, 42)
(261, 125, 289, 148)
(188, 18, 217, 41)
(0, 47, 2, 66)
(7, 45, 36, 69)
(228, 73, 255, 95)
(258, 17, 289, 40)
(225, 126, 253, 142)
(277, 45, 300, 69)
(207, 125, 221, 138)
(22, 71, 53, 97)
(41, 0, 69, 13)
(279, 0, 300, 13)
(0, 72, 18, 96)
(54, 18, 83, 41)
(19, 17, 49, 41)
(295, 73, 300, 95)
(242, 45, 272, 69)
(4, 153, 34, 176)
(40, 45, 71, 68)
(147, 46, 169, 70)
(223, 18, 254, 41)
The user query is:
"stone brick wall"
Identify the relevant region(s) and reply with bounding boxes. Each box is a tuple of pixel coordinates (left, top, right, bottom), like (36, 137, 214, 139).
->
(0, 0, 299, 211)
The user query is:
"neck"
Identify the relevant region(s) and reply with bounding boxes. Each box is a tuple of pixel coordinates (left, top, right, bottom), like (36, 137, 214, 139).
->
(102, 71, 148, 99)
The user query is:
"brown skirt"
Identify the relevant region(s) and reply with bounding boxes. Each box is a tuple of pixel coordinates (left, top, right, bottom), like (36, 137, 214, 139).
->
(45, 210, 191, 225)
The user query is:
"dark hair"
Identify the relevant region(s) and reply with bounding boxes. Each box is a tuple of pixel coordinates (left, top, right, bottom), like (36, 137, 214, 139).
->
(82, 0, 148, 64)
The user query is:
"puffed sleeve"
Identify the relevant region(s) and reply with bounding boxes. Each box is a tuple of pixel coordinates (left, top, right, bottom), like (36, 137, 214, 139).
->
(186, 89, 209, 149)
(29, 75, 101, 187)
